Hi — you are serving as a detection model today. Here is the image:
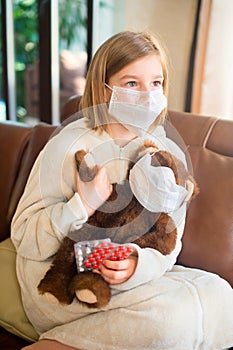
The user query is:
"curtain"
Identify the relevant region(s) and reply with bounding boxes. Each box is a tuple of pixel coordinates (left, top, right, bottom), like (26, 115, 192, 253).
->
(190, 0, 233, 120)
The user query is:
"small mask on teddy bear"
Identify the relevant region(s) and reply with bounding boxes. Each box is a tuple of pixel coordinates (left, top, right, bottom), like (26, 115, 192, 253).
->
(38, 141, 198, 308)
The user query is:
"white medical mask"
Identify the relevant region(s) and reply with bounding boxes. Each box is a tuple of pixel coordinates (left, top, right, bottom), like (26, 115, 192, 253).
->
(106, 85, 167, 137)
(129, 153, 194, 213)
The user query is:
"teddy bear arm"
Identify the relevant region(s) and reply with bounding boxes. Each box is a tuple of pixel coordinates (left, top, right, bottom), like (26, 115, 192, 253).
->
(133, 213, 177, 255)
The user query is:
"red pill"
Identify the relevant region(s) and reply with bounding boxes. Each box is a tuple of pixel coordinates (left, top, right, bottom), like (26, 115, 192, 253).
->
(84, 262, 92, 268)
(96, 248, 104, 253)
(110, 255, 117, 261)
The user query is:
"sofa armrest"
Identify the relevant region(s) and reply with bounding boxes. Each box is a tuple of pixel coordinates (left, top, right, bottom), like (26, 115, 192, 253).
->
(0, 122, 32, 241)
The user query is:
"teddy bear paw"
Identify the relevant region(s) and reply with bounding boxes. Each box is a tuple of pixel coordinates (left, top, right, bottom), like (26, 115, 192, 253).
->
(70, 272, 111, 308)
(43, 292, 60, 304)
(76, 289, 98, 304)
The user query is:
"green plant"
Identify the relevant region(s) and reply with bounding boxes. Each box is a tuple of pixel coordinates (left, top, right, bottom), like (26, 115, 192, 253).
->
(59, 0, 87, 49)
(13, 0, 38, 117)
(14, 0, 38, 66)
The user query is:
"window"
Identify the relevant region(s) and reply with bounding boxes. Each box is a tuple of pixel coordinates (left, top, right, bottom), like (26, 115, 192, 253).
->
(0, 0, 89, 124)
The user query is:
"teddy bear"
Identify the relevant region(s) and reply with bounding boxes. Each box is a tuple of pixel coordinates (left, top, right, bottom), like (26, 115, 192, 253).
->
(38, 141, 198, 308)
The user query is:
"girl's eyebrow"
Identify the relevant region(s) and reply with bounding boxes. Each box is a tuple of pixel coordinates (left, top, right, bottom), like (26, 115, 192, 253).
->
(120, 74, 164, 80)
(119, 74, 139, 81)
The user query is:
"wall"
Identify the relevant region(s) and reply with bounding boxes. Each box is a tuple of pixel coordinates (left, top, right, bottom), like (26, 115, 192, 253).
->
(123, 0, 198, 112)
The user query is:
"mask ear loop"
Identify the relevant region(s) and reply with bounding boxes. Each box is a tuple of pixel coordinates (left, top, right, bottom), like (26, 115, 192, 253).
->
(104, 83, 113, 91)
(104, 83, 113, 103)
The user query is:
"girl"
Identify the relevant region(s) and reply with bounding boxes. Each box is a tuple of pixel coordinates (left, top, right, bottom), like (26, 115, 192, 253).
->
(11, 31, 233, 350)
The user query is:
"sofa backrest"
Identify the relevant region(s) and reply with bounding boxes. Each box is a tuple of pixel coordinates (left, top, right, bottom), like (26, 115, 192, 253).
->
(168, 111, 233, 287)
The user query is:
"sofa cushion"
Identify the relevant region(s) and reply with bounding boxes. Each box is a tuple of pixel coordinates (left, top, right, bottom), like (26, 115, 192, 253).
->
(0, 238, 38, 342)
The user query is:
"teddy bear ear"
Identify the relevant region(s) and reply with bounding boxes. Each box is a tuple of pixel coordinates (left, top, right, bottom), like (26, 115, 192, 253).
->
(143, 141, 159, 157)
(187, 175, 200, 198)
(75, 149, 99, 182)
(143, 140, 159, 152)
(133, 140, 159, 162)
(75, 150, 87, 171)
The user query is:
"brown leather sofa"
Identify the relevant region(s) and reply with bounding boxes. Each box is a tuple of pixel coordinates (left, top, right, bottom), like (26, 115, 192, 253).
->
(0, 98, 232, 349)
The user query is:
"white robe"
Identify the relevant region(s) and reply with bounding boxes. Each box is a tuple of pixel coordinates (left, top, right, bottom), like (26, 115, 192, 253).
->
(11, 118, 233, 349)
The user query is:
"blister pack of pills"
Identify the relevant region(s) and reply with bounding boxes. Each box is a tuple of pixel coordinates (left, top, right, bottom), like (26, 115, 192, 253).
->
(74, 239, 134, 273)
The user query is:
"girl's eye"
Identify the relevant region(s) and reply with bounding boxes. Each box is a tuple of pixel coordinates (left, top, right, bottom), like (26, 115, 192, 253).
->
(126, 81, 137, 87)
(153, 80, 162, 87)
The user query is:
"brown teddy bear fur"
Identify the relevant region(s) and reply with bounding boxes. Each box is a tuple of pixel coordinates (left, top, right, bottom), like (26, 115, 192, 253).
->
(38, 141, 198, 308)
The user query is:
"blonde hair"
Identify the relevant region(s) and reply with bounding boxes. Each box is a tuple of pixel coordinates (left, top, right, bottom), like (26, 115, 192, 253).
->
(81, 30, 169, 132)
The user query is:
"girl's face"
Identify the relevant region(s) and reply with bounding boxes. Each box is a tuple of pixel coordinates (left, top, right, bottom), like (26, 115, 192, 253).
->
(106, 53, 164, 101)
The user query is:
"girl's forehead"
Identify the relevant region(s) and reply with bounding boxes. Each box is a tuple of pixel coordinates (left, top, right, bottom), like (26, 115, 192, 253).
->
(113, 54, 163, 80)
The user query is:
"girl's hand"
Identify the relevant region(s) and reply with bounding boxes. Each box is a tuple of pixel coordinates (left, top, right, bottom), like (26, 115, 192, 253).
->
(76, 167, 113, 217)
(99, 255, 138, 285)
